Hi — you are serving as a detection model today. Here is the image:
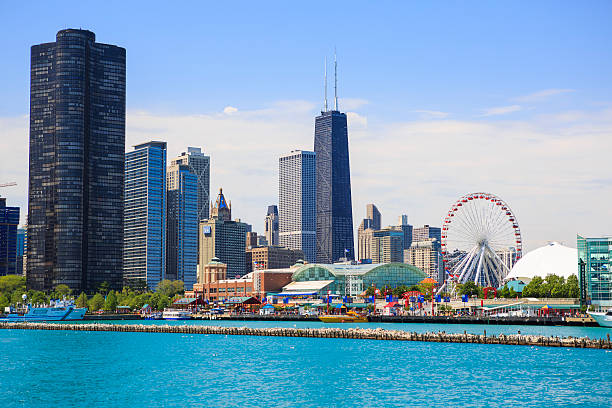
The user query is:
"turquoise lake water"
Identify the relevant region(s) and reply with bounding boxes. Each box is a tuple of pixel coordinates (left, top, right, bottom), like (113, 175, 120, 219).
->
(1, 321, 611, 407)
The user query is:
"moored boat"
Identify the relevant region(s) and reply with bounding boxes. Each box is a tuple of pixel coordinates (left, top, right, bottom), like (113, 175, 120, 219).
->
(162, 309, 192, 320)
(1, 300, 86, 322)
(319, 311, 368, 323)
(588, 309, 612, 328)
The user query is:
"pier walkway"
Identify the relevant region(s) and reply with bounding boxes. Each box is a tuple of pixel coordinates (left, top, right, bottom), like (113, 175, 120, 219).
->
(1, 322, 610, 349)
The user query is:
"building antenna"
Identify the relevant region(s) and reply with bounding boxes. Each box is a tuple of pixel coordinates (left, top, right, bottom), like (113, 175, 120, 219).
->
(324, 57, 328, 111)
(334, 48, 338, 111)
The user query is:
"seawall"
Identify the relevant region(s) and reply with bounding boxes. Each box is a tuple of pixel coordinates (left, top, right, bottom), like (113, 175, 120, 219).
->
(1, 322, 609, 349)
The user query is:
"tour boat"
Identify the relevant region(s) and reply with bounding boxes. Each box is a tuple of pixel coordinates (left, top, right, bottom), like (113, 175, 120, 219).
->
(319, 311, 368, 323)
(162, 309, 192, 320)
(589, 309, 612, 328)
(0, 300, 86, 322)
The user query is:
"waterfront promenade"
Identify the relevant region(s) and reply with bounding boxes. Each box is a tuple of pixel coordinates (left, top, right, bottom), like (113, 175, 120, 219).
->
(1, 321, 609, 349)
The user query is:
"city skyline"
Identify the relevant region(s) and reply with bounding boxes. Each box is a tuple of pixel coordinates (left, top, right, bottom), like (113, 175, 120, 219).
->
(1, 2, 612, 252)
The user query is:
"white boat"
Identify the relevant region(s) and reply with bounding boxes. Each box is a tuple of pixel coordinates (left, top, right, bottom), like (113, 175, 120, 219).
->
(162, 309, 192, 320)
(589, 309, 612, 328)
(1, 300, 86, 322)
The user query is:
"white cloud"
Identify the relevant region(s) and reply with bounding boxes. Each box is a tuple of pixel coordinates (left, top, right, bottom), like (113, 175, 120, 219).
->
(413, 110, 450, 119)
(2, 103, 611, 254)
(514, 89, 574, 103)
(480, 105, 522, 117)
(339, 98, 368, 110)
(222, 106, 238, 114)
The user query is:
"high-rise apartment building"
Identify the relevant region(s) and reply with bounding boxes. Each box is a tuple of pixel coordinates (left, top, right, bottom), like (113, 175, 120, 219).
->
(370, 229, 404, 264)
(357, 204, 381, 261)
(0, 199, 19, 276)
(124, 142, 167, 290)
(413, 225, 442, 245)
(314, 109, 354, 263)
(246, 246, 304, 273)
(170, 147, 210, 221)
(264, 205, 279, 246)
(404, 238, 441, 281)
(166, 163, 198, 289)
(27, 29, 125, 291)
(199, 189, 248, 279)
(279, 150, 316, 262)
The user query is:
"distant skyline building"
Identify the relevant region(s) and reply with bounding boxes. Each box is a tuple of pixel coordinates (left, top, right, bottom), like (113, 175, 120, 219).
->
(411, 225, 442, 281)
(358, 204, 381, 261)
(370, 228, 404, 264)
(199, 189, 248, 279)
(279, 150, 316, 262)
(314, 58, 354, 263)
(264, 205, 279, 246)
(166, 163, 198, 289)
(170, 147, 210, 221)
(27, 29, 125, 292)
(404, 238, 442, 281)
(16, 228, 26, 275)
(124, 142, 167, 290)
(393, 215, 413, 250)
(0, 198, 19, 276)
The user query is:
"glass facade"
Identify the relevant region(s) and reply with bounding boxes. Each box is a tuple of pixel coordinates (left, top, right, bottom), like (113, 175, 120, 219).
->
(578, 235, 612, 308)
(314, 111, 354, 263)
(292, 263, 427, 296)
(124, 142, 167, 290)
(0, 199, 20, 276)
(279, 150, 316, 262)
(167, 164, 198, 289)
(28, 29, 125, 292)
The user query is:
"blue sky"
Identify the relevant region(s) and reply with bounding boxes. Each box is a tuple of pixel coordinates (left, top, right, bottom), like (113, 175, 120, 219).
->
(1, 1, 611, 251)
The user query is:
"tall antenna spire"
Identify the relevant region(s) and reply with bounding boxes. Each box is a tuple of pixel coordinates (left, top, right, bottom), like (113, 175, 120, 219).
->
(334, 48, 338, 111)
(324, 57, 328, 111)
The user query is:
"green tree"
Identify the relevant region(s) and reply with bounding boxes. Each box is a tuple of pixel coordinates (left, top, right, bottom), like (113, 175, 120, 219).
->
(51, 284, 72, 299)
(76, 292, 88, 308)
(565, 275, 579, 298)
(0, 275, 26, 299)
(103, 291, 118, 312)
(0, 294, 10, 310)
(157, 296, 170, 311)
(498, 285, 510, 298)
(89, 293, 105, 311)
(156, 280, 176, 297)
(459, 281, 480, 297)
(28, 290, 49, 305)
(171, 280, 184, 295)
(522, 276, 544, 297)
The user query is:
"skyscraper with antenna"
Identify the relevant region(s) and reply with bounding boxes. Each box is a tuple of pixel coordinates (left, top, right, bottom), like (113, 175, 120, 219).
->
(314, 51, 354, 263)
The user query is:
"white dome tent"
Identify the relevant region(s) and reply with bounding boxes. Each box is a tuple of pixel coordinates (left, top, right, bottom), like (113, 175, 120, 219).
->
(504, 242, 577, 284)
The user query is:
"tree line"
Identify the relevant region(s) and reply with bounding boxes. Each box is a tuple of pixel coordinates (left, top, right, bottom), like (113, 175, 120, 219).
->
(0, 276, 185, 312)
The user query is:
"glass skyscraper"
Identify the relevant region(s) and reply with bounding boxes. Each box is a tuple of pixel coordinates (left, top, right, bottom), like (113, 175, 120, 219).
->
(27, 29, 125, 292)
(578, 235, 611, 308)
(170, 147, 210, 222)
(124, 142, 167, 290)
(314, 110, 354, 263)
(0, 199, 19, 276)
(167, 163, 198, 289)
(279, 150, 316, 263)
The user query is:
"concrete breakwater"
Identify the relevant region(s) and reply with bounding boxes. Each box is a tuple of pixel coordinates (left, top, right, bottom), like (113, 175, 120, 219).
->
(1, 322, 610, 349)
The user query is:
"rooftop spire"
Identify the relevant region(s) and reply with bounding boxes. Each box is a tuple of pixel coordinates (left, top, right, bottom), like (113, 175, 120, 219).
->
(334, 48, 338, 111)
(324, 57, 328, 112)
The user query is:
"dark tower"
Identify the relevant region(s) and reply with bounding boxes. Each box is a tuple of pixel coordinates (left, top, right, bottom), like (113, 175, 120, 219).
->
(314, 54, 354, 263)
(27, 29, 126, 292)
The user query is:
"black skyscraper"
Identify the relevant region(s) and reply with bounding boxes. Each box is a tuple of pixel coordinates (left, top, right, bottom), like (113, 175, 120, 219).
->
(27, 29, 125, 292)
(314, 108, 355, 263)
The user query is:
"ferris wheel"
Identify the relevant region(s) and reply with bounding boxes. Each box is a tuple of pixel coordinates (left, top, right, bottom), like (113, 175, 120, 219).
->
(439, 192, 522, 294)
